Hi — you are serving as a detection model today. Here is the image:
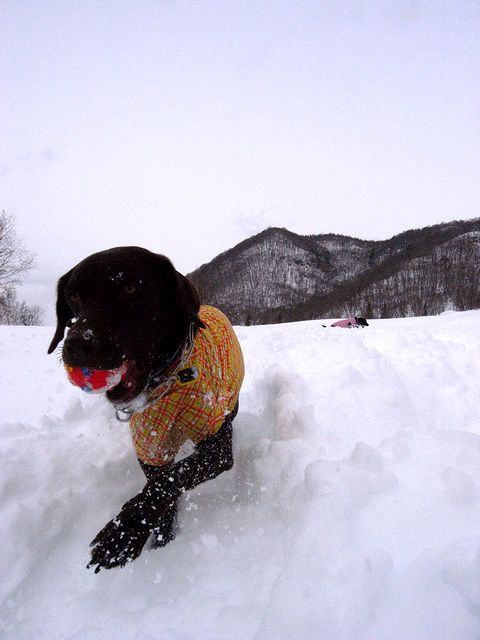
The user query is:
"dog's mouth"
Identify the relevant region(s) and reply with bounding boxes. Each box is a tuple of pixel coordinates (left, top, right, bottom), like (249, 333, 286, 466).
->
(105, 359, 147, 404)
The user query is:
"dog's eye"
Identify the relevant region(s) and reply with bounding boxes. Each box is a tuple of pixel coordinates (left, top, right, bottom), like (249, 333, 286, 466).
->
(69, 292, 80, 304)
(124, 284, 136, 295)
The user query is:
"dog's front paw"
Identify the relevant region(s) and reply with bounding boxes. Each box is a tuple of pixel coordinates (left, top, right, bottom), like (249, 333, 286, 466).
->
(87, 486, 173, 572)
(87, 497, 154, 573)
(88, 514, 151, 572)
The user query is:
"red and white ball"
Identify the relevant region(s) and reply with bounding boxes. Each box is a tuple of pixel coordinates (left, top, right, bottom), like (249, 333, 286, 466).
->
(64, 362, 128, 393)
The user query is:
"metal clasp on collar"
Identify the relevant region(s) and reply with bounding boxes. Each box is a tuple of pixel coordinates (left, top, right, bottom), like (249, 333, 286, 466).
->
(115, 406, 136, 422)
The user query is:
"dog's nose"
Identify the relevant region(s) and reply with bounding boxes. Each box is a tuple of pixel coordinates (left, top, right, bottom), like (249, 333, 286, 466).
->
(63, 329, 100, 364)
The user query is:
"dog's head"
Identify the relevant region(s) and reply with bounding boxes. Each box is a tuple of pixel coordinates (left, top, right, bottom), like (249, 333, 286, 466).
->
(48, 246, 201, 403)
(355, 316, 369, 327)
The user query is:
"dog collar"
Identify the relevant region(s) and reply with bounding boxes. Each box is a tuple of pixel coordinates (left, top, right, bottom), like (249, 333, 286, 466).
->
(114, 321, 196, 422)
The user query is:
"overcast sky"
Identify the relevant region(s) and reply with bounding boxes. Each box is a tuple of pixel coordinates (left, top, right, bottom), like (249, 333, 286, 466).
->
(2, 1, 479, 323)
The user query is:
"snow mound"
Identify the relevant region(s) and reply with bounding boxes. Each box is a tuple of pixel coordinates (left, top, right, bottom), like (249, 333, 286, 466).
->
(1, 312, 480, 639)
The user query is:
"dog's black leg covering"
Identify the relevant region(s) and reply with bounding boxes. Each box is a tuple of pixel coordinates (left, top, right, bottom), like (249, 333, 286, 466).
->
(88, 405, 237, 571)
(150, 501, 178, 548)
(140, 406, 236, 503)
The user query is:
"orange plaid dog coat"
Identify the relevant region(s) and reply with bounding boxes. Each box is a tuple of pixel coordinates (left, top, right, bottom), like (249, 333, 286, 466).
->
(130, 305, 244, 467)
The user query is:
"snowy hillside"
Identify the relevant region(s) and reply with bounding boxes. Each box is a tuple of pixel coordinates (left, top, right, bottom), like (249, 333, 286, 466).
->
(2, 311, 480, 639)
(188, 219, 480, 324)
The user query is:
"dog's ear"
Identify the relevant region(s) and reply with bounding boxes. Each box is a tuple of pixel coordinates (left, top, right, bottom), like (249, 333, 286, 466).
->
(175, 271, 200, 315)
(48, 270, 74, 354)
(175, 271, 206, 329)
(153, 253, 201, 320)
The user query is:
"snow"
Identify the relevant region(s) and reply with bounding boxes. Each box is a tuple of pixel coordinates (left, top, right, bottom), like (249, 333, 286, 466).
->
(2, 311, 480, 639)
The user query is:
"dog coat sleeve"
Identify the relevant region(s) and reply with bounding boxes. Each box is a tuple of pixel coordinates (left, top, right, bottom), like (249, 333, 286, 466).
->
(130, 305, 244, 467)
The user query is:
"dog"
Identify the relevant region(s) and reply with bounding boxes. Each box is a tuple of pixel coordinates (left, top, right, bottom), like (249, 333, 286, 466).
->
(48, 246, 244, 572)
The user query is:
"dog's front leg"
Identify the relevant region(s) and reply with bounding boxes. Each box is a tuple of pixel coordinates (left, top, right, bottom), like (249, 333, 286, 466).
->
(88, 413, 235, 572)
(138, 416, 235, 549)
(139, 414, 234, 502)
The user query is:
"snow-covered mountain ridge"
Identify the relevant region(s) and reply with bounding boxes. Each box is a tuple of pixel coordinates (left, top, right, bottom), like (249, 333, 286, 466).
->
(188, 218, 480, 324)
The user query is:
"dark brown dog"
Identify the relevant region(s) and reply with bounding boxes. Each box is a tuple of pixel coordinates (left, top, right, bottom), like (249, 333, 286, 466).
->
(48, 246, 243, 571)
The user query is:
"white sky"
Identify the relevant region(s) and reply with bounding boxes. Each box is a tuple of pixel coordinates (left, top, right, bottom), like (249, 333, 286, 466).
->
(2, 1, 479, 322)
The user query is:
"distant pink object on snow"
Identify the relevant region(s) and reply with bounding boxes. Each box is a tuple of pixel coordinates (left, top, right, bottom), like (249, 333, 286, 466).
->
(331, 317, 359, 328)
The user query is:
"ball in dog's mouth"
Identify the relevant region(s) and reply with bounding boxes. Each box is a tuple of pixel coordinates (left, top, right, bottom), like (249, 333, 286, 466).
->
(64, 362, 128, 394)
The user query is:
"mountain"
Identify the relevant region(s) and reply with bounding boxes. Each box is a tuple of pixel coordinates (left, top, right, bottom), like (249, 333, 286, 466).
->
(187, 218, 480, 324)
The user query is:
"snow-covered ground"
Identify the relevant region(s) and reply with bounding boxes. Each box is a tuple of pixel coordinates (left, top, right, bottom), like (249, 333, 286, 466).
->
(2, 311, 480, 640)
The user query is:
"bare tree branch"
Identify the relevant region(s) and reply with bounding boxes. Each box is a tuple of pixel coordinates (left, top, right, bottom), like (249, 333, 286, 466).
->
(0, 211, 40, 325)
